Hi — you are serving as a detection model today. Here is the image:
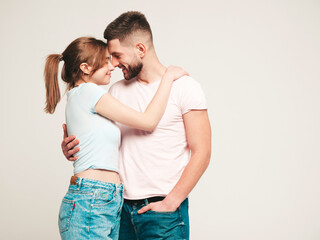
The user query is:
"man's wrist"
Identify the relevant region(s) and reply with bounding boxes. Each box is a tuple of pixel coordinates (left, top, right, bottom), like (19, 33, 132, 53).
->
(163, 194, 184, 210)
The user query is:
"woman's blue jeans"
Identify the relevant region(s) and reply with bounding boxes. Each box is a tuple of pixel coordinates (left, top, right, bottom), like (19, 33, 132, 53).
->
(58, 177, 123, 240)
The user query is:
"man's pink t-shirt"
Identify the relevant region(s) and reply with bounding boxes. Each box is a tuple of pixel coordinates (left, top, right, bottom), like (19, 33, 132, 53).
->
(109, 76, 207, 199)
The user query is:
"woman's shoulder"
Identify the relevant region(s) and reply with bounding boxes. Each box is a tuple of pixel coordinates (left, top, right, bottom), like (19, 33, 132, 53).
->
(79, 82, 106, 94)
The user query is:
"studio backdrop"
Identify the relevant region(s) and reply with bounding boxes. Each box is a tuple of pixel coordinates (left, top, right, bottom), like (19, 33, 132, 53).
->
(0, 0, 319, 239)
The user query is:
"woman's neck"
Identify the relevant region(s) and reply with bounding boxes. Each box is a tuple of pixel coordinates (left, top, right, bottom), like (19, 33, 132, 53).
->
(74, 78, 88, 87)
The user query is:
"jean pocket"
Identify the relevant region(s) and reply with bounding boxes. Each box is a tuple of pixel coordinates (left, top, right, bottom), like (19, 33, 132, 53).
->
(58, 198, 75, 233)
(91, 190, 116, 207)
(149, 206, 180, 215)
(149, 210, 177, 214)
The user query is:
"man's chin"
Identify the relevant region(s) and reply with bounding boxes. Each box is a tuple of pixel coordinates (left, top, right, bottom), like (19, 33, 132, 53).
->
(123, 74, 131, 80)
(122, 66, 142, 80)
(122, 70, 130, 80)
(123, 72, 138, 80)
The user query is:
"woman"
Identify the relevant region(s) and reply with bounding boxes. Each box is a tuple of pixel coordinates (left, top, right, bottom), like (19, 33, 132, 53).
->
(44, 36, 187, 239)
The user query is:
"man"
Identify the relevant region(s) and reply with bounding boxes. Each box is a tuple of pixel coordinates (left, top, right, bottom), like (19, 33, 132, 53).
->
(62, 11, 211, 239)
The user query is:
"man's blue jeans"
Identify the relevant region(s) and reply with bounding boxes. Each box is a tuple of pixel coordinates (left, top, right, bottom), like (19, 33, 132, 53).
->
(58, 177, 123, 240)
(119, 198, 189, 240)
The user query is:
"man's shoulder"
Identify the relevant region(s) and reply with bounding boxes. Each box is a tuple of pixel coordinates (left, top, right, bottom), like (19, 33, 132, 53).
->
(173, 75, 201, 89)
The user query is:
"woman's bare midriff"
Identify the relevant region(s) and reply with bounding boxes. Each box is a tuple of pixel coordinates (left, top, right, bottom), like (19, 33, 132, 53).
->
(75, 169, 121, 184)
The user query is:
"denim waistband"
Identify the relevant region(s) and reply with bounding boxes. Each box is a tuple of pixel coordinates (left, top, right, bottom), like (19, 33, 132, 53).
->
(69, 176, 123, 192)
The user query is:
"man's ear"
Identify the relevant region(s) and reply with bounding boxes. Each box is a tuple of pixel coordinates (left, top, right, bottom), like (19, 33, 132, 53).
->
(79, 63, 92, 75)
(136, 42, 146, 58)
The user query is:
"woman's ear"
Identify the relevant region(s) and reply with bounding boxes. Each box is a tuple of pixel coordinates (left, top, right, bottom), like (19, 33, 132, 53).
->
(136, 43, 146, 58)
(79, 63, 92, 75)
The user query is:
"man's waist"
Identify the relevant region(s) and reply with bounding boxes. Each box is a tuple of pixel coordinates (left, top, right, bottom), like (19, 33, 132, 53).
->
(124, 196, 165, 206)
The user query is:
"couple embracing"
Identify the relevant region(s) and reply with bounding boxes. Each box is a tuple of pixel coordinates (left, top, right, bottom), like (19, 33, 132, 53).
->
(44, 11, 211, 240)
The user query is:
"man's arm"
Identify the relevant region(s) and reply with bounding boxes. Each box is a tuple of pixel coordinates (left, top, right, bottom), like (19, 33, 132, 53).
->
(138, 109, 211, 213)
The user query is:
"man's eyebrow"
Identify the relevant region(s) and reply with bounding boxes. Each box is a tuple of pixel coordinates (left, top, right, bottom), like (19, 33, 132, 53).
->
(111, 52, 121, 56)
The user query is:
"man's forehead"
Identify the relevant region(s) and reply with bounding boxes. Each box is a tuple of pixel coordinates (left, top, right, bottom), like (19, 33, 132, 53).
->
(107, 39, 122, 50)
(107, 38, 132, 53)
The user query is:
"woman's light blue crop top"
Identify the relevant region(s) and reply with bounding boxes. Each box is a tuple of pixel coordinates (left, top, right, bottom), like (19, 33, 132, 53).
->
(66, 83, 121, 174)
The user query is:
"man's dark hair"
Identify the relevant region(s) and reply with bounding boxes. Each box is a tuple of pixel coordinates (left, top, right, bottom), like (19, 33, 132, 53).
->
(104, 11, 153, 42)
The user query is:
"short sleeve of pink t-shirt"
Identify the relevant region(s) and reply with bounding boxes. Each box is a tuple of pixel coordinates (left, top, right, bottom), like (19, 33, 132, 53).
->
(174, 76, 207, 114)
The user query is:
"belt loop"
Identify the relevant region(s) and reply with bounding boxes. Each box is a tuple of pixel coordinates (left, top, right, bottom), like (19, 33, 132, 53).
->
(144, 199, 149, 205)
(77, 177, 83, 190)
(117, 185, 122, 196)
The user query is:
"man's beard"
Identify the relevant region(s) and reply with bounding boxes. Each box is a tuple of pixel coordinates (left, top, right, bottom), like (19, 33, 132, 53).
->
(123, 61, 143, 80)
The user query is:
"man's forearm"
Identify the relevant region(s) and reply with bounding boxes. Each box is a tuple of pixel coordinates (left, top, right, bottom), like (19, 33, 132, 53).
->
(163, 150, 211, 209)
(164, 110, 212, 209)
(137, 110, 211, 214)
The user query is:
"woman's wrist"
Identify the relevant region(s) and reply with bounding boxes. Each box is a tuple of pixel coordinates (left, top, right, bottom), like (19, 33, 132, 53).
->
(162, 71, 175, 83)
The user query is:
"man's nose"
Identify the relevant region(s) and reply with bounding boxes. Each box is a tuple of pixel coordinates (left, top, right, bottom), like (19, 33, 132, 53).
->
(112, 57, 119, 67)
(108, 61, 115, 71)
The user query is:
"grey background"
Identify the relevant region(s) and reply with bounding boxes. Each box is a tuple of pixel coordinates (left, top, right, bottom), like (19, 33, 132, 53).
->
(0, 0, 320, 239)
